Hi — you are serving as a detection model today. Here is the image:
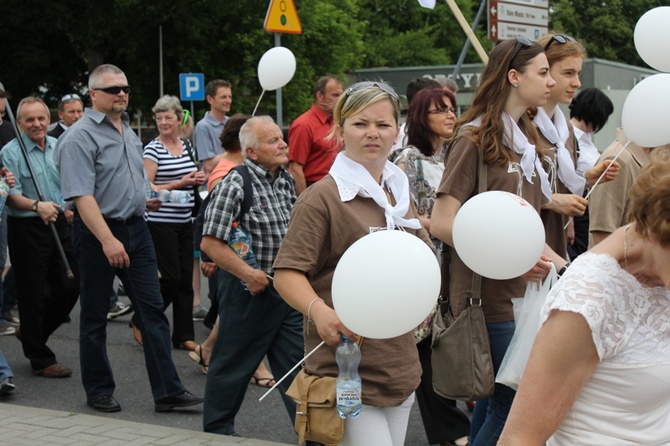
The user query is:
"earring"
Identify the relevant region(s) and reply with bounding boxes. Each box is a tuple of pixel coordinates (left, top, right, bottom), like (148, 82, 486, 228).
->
(513, 83, 519, 88)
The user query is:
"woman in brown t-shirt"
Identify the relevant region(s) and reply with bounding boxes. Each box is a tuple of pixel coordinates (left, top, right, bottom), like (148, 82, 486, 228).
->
(430, 37, 569, 446)
(274, 82, 431, 445)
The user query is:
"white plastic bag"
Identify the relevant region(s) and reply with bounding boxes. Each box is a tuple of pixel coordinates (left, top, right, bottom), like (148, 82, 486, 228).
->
(496, 264, 558, 390)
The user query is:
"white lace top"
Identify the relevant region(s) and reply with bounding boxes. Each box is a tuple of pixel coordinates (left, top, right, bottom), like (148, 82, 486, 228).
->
(542, 252, 670, 445)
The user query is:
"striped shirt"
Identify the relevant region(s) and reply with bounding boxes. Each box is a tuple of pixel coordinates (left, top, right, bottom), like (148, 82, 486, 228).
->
(203, 158, 295, 274)
(143, 138, 197, 223)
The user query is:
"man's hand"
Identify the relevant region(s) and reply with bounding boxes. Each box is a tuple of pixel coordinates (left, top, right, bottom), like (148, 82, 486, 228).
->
(0, 168, 15, 188)
(64, 209, 74, 224)
(243, 269, 271, 296)
(36, 201, 60, 225)
(102, 237, 130, 269)
(146, 197, 162, 212)
(201, 261, 218, 278)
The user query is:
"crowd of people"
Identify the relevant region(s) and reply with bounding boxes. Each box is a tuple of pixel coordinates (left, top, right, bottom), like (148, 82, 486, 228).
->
(0, 29, 669, 446)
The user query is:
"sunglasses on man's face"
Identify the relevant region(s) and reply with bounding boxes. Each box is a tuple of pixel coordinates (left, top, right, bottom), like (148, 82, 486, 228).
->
(93, 85, 131, 95)
(544, 34, 575, 51)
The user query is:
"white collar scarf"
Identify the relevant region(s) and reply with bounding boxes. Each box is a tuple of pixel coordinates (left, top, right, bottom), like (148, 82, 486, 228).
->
(466, 114, 552, 200)
(534, 106, 586, 195)
(329, 152, 421, 230)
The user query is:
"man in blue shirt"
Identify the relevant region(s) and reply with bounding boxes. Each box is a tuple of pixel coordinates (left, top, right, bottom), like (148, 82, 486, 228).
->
(1, 96, 79, 378)
(194, 79, 232, 179)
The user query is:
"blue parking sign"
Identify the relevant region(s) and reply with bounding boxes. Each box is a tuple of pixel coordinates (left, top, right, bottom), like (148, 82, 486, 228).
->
(179, 73, 205, 101)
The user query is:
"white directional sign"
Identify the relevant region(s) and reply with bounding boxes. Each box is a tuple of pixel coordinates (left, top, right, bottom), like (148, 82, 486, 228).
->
(488, 0, 549, 41)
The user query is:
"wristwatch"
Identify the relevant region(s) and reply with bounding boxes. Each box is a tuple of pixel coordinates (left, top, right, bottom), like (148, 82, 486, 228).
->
(31, 200, 39, 212)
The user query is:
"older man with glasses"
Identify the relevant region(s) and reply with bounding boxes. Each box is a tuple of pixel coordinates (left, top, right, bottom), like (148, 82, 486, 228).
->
(48, 94, 84, 139)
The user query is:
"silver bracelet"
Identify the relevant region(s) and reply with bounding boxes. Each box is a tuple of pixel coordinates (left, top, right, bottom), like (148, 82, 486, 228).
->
(306, 297, 324, 334)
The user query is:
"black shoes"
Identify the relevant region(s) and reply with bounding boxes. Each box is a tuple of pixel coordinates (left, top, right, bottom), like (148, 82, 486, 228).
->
(87, 395, 122, 413)
(155, 391, 204, 412)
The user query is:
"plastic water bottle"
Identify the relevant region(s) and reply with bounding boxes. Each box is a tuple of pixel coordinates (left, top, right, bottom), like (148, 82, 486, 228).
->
(152, 189, 190, 203)
(169, 190, 190, 204)
(228, 222, 258, 289)
(336, 334, 362, 419)
(0, 177, 9, 216)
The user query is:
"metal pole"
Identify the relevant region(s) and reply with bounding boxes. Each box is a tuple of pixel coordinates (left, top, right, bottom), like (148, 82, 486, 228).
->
(453, 0, 487, 79)
(0, 83, 74, 279)
(159, 25, 164, 97)
(274, 33, 283, 127)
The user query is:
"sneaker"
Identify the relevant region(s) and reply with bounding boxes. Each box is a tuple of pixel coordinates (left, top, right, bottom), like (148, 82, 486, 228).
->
(0, 322, 16, 336)
(0, 378, 15, 396)
(2, 310, 19, 327)
(192, 306, 209, 321)
(107, 301, 133, 320)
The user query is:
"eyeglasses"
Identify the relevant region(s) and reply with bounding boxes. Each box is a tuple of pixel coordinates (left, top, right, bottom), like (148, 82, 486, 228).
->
(60, 94, 81, 103)
(508, 35, 533, 69)
(93, 85, 131, 95)
(181, 110, 190, 128)
(428, 107, 457, 115)
(544, 34, 575, 51)
(342, 81, 399, 106)
(155, 115, 178, 122)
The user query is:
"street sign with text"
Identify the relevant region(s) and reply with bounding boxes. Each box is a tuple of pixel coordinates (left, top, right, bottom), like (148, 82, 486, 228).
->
(488, 0, 549, 41)
(179, 73, 205, 101)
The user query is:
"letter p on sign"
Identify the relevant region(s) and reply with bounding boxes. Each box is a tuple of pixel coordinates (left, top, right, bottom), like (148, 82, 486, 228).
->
(179, 73, 205, 101)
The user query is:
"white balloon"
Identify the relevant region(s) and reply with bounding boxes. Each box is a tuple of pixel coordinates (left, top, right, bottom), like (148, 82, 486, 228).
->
(622, 73, 670, 148)
(453, 191, 545, 280)
(332, 230, 441, 339)
(634, 7, 670, 72)
(257, 46, 297, 91)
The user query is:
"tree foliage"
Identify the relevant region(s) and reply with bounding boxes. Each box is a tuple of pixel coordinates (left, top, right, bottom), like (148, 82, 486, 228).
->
(0, 0, 663, 124)
(548, 0, 669, 67)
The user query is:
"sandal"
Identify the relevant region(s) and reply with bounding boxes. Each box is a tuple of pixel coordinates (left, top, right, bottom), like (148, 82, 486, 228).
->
(128, 320, 143, 346)
(188, 344, 209, 375)
(250, 374, 276, 388)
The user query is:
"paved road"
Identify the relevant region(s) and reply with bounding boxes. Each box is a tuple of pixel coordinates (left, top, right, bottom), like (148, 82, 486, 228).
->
(0, 285, 468, 444)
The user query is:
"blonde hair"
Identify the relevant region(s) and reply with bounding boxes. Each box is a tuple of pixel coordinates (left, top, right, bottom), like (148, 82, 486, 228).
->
(628, 157, 670, 246)
(328, 82, 400, 145)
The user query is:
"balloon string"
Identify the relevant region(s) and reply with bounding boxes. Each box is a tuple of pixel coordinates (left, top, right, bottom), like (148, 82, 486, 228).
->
(563, 139, 631, 230)
(258, 340, 325, 402)
(252, 90, 265, 117)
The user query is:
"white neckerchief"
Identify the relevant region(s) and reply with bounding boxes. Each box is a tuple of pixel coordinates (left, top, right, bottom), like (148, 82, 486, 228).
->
(329, 152, 421, 230)
(465, 114, 552, 200)
(534, 106, 586, 195)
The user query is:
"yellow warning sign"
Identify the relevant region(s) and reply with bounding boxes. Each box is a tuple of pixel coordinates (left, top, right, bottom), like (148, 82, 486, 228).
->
(264, 0, 302, 34)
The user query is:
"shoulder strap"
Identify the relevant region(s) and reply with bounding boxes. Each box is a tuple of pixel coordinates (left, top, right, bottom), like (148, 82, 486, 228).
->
(471, 152, 487, 302)
(231, 165, 253, 220)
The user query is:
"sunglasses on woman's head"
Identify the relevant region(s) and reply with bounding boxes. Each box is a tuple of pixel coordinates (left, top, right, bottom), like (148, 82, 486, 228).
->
(544, 34, 575, 51)
(342, 81, 399, 107)
(508, 35, 533, 69)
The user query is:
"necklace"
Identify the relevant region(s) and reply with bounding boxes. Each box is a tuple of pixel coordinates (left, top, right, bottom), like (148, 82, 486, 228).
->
(623, 224, 631, 271)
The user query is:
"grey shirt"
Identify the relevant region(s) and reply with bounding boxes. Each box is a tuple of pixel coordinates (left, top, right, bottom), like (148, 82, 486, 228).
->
(54, 108, 148, 220)
(193, 111, 228, 161)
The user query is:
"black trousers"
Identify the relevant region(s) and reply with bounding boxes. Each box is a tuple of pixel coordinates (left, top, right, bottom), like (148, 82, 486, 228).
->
(7, 214, 79, 370)
(416, 336, 471, 444)
(141, 221, 195, 344)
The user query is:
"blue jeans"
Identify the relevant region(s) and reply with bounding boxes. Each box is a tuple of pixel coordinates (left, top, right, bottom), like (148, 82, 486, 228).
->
(74, 216, 185, 401)
(471, 320, 516, 446)
(0, 350, 12, 381)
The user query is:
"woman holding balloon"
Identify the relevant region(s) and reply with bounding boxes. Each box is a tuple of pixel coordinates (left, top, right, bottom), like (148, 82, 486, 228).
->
(274, 82, 432, 446)
(430, 37, 569, 445)
(392, 87, 471, 446)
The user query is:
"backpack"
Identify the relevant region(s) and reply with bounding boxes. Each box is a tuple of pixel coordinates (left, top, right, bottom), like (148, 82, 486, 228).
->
(192, 165, 290, 261)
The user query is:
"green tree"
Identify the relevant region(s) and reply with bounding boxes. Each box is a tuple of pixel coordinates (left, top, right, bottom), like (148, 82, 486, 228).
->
(549, 0, 668, 67)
